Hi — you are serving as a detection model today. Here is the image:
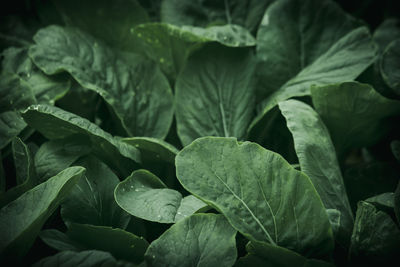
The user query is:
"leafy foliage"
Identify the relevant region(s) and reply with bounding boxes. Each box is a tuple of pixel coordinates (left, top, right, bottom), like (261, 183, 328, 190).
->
(1, 0, 399, 266)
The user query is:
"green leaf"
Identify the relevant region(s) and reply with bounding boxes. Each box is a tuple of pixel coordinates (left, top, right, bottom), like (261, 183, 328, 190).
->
(61, 156, 130, 228)
(278, 100, 353, 244)
(145, 213, 237, 267)
(161, 0, 274, 33)
(35, 135, 92, 182)
(365, 193, 395, 209)
(2, 47, 71, 105)
(53, 0, 149, 51)
(115, 169, 207, 223)
(176, 137, 334, 257)
(122, 137, 178, 164)
(349, 201, 400, 264)
(380, 39, 400, 93)
(236, 241, 334, 267)
(12, 137, 36, 185)
(0, 138, 37, 208)
(0, 111, 27, 149)
(132, 23, 255, 78)
(310, 82, 400, 155)
(0, 166, 85, 262)
(29, 25, 174, 139)
(40, 229, 84, 252)
(32, 250, 136, 267)
(21, 104, 140, 177)
(175, 44, 256, 146)
(255, 0, 374, 101)
(66, 223, 148, 264)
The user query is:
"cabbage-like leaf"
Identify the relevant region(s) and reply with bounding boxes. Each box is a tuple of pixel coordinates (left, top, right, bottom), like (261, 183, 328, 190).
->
(145, 214, 237, 267)
(175, 44, 256, 146)
(29, 25, 173, 139)
(176, 137, 334, 257)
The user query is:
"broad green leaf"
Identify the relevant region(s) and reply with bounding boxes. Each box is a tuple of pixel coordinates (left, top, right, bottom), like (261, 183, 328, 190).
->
(35, 135, 91, 182)
(175, 44, 256, 146)
(61, 156, 130, 228)
(66, 223, 148, 264)
(122, 137, 178, 164)
(255, 0, 374, 101)
(176, 137, 334, 257)
(29, 25, 174, 139)
(311, 82, 400, 155)
(349, 201, 400, 265)
(0, 167, 85, 262)
(40, 229, 84, 252)
(115, 170, 206, 223)
(132, 23, 255, 78)
(236, 241, 334, 267)
(54, 0, 149, 51)
(344, 162, 400, 212)
(145, 214, 237, 267)
(365, 193, 395, 209)
(0, 138, 37, 208)
(278, 100, 353, 244)
(21, 104, 140, 177)
(161, 0, 274, 33)
(32, 250, 136, 267)
(380, 39, 400, 93)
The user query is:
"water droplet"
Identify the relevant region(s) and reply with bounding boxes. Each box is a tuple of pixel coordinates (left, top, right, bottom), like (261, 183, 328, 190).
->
(177, 212, 181, 215)
(137, 32, 142, 38)
(94, 42, 98, 47)
(130, 185, 134, 189)
(130, 28, 135, 34)
(135, 189, 140, 192)
(159, 57, 165, 63)
(156, 154, 160, 158)
(135, 144, 139, 147)
(147, 38, 152, 43)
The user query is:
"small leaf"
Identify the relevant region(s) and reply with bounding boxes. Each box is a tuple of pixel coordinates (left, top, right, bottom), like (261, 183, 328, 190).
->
(61, 156, 130, 229)
(145, 214, 237, 267)
(35, 135, 91, 182)
(115, 170, 207, 223)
